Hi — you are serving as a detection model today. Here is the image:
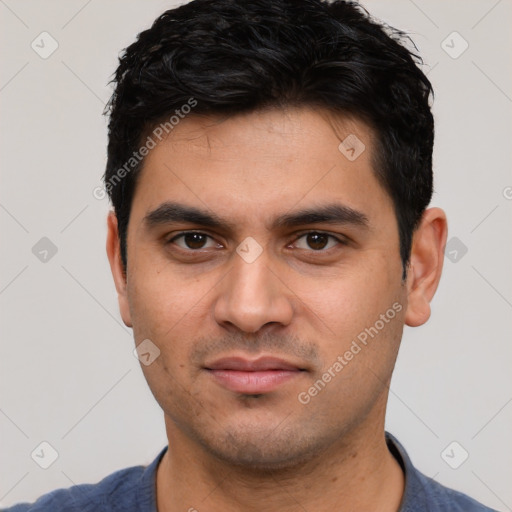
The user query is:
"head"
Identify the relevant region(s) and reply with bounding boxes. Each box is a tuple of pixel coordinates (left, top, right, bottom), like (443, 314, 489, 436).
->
(105, 0, 447, 469)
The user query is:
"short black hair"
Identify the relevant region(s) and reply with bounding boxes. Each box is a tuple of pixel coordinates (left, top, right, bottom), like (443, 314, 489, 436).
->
(104, 0, 434, 279)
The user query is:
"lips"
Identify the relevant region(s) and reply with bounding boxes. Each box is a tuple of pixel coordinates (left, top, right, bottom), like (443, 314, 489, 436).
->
(204, 356, 304, 394)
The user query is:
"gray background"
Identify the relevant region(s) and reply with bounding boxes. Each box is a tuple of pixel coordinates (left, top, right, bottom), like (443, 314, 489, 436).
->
(1, 0, 511, 509)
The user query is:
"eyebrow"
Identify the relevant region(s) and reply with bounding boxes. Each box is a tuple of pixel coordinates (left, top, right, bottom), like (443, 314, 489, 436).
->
(143, 201, 370, 232)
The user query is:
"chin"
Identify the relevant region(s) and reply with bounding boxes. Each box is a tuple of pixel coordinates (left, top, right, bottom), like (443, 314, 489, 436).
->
(197, 423, 329, 472)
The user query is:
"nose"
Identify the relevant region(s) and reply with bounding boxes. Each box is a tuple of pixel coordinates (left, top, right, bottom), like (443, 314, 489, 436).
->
(213, 248, 294, 334)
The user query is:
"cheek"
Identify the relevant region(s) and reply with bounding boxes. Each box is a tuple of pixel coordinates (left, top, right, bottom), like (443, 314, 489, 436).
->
(299, 272, 404, 409)
(297, 265, 400, 340)
(127, 268, 210, 352)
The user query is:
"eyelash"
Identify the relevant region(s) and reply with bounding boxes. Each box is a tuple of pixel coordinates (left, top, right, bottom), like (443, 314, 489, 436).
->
(166, 231, 347, 253)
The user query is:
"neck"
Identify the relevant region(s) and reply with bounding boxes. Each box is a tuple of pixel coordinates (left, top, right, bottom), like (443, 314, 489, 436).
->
(156, 416, 404, 512)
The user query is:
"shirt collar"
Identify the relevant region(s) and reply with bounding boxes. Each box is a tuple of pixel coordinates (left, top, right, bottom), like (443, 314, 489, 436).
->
(142, 433, 432, 512)
(386, 431, 438, 511)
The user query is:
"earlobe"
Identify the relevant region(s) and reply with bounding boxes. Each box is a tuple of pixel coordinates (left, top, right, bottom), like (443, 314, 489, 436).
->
(106, 211, 133, 328)
(404, 207, 448, 328)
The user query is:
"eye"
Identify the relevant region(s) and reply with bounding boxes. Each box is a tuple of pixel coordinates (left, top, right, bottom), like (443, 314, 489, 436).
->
(168, 232, 220, 250)
(292, 232, 344, 251)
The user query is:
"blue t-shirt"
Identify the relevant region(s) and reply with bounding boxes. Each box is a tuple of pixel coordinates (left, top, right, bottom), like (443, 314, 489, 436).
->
(2, 432, 497, 511)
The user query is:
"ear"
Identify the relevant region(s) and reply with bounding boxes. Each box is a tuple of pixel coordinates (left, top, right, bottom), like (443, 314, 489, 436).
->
(404, 207, 448, 327)
(106, 211, 133, 328)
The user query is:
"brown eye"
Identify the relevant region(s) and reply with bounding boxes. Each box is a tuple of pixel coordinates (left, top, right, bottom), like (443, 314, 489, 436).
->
(169, 232, 217, 250)
(293, 232, 343, 251)
(183, 233, 207, 249)
(306, 233, 328, 250)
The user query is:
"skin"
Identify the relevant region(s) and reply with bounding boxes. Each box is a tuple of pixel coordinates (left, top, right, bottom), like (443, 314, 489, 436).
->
(106, 106, 447, 512)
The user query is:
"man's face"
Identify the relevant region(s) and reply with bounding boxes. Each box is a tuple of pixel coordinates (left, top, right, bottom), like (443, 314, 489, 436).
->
(119, 107, 407, 468)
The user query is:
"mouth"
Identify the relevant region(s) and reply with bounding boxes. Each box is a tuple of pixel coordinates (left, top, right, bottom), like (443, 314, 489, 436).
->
(204, 356, 306, 394)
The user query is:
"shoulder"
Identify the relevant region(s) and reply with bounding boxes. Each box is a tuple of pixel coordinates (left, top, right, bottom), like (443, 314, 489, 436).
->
(385, 432, 498, 512)
(412, 470, 498, 512)
(2, 447, 166, 512)
(2, 465, 143, 512)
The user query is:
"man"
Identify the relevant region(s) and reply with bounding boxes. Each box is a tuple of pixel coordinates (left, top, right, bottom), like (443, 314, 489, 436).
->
(4, 0, 497, 511)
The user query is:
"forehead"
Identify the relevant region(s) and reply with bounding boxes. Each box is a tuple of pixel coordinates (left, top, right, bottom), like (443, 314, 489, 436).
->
(129, 107, 393, 229)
